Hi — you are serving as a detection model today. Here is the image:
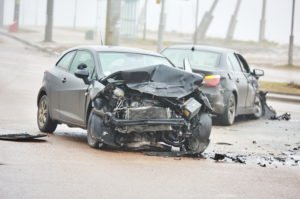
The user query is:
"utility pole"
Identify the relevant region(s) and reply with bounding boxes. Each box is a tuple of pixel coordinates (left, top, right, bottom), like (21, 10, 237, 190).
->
(143, 0, 148, 40)
(288, 0, 296, 66)
(157, 0, 166, 52)
(44, 0, 54, 42)
(196, 0, 219, 41)
(0, 0, 4, 27)
(226, 0, 242, 41)
(13, 0, 21, 28)
(105, 0, 121, 45)
(73, 0, 78, 29)
(193, 0, 199, 44)
(259, 0, 266, 42)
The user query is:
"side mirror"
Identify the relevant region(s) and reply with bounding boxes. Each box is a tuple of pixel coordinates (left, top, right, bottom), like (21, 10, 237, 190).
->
(252, 69, 264, 77)
(75, 69, 90, 84)
(77, 63, 88, 70)
(183, 58, 192, 73)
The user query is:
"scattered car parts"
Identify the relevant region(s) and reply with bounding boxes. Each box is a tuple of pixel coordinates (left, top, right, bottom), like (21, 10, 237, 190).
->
(0, 133, 47, 141)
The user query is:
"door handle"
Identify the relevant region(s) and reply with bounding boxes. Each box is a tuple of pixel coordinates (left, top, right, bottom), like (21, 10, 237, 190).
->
(236, 78, 240, 83)
(61, 77, 67, 83)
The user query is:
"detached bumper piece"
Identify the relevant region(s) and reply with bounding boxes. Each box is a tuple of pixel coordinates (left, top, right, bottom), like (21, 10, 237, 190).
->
(0, 133, 47, 141)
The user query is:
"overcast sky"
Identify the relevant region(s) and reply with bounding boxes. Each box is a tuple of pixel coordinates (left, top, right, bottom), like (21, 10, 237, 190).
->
(3, 0, 300, 45)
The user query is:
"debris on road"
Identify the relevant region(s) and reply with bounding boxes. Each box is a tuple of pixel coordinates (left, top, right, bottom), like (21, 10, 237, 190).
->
(260, 91, 292, 121)
(0, 133, 47, 141)
(144, 150, 204, 158)
(270, 112, 291, 121)
(215, 142, 233, 146)
(258, 162, 266, 167)
(260, 91, 277, 119)
(211, 153, 246, 164)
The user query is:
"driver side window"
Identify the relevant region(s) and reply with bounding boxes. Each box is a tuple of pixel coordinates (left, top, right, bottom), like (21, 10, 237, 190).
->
(69, 50, 96, 79)
(227, 53, 242, 72)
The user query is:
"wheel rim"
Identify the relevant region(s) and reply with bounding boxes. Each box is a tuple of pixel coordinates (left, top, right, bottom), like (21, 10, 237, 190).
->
(38, 98, 48, 128)
(254, 96, 262, 117)
(227, 96, 235, 123)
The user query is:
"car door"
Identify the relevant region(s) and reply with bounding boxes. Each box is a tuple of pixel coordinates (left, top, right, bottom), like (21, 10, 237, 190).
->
(227, 53, 249, 109)
(236, 54, 257, 107)
(48, 50, 76, 120)
(58, 50, 96, 127)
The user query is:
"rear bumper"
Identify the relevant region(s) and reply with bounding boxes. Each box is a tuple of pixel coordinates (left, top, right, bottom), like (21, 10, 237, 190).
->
(201, 87, 226, 115)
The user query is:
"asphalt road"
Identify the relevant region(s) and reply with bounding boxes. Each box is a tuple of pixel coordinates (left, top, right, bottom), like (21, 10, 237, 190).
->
(0, 36, 300, 199)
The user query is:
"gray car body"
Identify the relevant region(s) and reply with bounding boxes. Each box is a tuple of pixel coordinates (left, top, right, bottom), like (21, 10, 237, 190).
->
(37, 46, 169, 129)
(161, 45, 262, 117)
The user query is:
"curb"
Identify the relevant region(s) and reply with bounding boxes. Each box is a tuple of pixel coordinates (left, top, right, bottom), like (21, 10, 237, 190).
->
(0, 30, 58, 56)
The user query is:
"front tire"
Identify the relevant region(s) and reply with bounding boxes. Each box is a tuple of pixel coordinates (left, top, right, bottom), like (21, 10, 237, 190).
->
(87, 111, 100, 148)
(37, 95, 57, 133)
(186, 113, 212, 153)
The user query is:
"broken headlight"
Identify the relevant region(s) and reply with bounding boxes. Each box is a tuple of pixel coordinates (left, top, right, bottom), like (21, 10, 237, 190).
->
(182, 98, 202, 120)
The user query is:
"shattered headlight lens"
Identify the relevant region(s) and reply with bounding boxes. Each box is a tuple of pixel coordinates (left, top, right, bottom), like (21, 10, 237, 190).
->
(182, 98, 202, 120)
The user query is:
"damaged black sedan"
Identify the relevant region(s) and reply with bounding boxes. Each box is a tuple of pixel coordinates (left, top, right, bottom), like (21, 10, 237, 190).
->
(37, 46, 212, 153)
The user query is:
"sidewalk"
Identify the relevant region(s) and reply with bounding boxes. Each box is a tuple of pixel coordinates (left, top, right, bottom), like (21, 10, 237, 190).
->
(0, 26, 162, 53)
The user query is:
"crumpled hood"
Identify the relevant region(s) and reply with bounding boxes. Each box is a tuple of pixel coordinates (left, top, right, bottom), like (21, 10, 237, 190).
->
(105, 65, 203, 98)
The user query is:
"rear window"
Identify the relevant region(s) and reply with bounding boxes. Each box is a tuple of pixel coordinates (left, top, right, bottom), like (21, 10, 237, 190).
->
(162, 48, 221, 70)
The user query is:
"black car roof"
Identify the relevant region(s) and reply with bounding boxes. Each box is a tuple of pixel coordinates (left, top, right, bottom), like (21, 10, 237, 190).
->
(164, 44, 237, 54)
(67, 45, 163, 57)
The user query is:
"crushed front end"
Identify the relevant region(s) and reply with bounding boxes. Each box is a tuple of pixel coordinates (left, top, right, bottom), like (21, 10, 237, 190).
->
(88, 65, 212, 153)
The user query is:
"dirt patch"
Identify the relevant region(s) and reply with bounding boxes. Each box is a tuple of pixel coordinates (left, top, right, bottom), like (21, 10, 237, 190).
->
(261, 81, 300, 95)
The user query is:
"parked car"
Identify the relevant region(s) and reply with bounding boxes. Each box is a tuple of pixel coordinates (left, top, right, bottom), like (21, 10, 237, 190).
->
(37, 46, 213, 153)
(161, 45, 264, 125)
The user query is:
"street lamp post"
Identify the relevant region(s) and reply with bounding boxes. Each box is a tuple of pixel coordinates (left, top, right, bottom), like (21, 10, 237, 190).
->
(288, 0, 296, 66)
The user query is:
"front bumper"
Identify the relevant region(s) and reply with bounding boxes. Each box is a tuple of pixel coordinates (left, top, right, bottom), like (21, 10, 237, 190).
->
(110, 117, 186, 127)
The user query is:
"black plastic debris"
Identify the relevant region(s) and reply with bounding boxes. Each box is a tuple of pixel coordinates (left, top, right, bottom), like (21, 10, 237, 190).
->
(270, 112, 291, 121)
(212, 153, 226, 161)
(211, 153, 246, 164)
(215, 142, 233, 146)
(144, 151, 203, 158)
(258, 162, 266, 167)
(0, 133, 47, 141)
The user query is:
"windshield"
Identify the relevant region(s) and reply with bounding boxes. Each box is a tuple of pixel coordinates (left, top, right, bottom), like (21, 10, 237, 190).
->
(98, 52, 173, 76)
(162, 48, 221, 70)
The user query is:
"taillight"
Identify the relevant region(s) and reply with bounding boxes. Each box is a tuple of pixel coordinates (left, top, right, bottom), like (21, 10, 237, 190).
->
(203, 75, 221, 87)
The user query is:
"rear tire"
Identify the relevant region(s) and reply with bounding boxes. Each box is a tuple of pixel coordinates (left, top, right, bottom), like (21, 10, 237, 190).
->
(251, 95, 263, 119)
(218, 93, 236, 125)
(37, 95, 57, 133)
